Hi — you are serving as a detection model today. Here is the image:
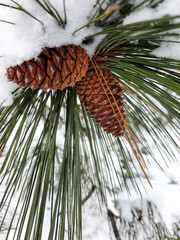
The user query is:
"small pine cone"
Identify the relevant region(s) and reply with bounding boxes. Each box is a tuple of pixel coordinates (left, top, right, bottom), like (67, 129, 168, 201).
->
(7, 45, 89, 91)
(76, 69, 125, 137)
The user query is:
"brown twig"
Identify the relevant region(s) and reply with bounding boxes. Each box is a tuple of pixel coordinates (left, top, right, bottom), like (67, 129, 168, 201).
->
(108, 209, 122, 240)
(82, 185, 96, 205)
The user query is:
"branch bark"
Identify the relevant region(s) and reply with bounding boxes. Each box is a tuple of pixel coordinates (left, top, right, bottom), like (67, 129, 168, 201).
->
(108, 209, 122, 240)
(82, 185, 96, 205)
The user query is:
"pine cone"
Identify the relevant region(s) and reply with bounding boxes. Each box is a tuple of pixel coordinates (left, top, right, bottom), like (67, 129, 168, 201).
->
(77, 69, 125, 137)
(7, 45, 89, 91)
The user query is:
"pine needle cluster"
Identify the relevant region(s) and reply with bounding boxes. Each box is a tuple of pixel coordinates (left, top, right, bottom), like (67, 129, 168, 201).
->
(0, 0, 180, 239)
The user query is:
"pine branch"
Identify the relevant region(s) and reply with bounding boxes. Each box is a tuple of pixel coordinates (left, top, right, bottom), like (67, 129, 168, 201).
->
(108, 209, 122, 240)
(0, 1, 180, 240)
(82, 185, 96, 205)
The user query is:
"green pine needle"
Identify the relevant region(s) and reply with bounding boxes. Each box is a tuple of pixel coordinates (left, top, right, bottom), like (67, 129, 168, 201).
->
(34, 0, 66, 27)
(0, 19, 15, 25)
(0, 1, 44, 26)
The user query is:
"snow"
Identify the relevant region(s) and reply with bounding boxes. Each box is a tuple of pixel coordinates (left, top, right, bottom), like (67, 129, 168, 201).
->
(82, 203, 110, 240)
(124, 0, 180, 24)
(1, 156, 180, 240)
(153, 41, 180, 60)
(80, 122, 180, 239)
(81, 162, 180, 239)
(0, 0, 102, 105)
(124, 0, 180, 60)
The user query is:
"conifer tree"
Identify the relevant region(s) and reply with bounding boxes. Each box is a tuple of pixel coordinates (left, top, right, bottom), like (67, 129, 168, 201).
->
(0, 0, 180, 239)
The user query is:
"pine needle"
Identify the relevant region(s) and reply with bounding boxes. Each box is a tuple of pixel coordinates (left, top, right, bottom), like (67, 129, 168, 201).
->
(74, 4, 120, 34)
(0, 1, 44, 25)
(0, 19, 15, 25)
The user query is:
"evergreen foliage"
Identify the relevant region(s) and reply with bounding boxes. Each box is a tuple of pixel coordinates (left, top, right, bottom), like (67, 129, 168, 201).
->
(0, 0, 180, 239)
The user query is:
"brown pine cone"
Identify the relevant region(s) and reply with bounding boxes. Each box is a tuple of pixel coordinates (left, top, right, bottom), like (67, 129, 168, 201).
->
(76, 69, 125, 137)
(7, 44, 89, 91)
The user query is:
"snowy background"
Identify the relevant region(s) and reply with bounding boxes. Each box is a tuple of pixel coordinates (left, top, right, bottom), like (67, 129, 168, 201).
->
(0, 0, 180, 239)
